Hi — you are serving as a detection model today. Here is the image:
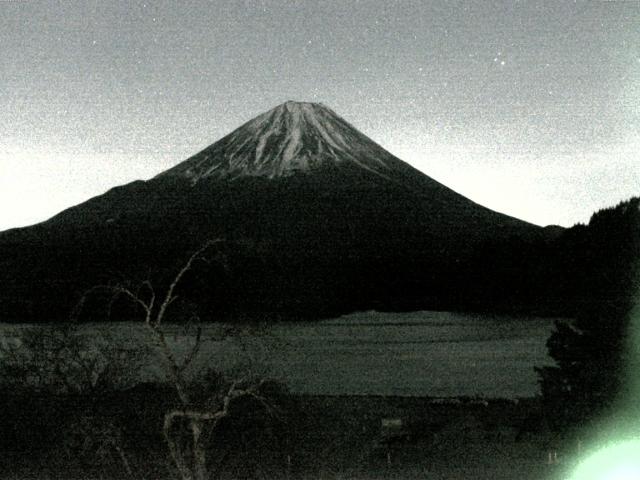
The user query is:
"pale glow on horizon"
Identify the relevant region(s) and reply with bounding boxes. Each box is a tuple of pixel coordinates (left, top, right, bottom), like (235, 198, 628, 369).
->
(2, 136, 638, 232)
(376, 128, 640, 228)
(398, 145, 640, 228)
(0, 151, 169, 231)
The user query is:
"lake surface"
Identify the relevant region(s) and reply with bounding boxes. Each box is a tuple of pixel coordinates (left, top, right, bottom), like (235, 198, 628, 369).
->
(0, 310, 558, 398)
(265, 311, 557, 398)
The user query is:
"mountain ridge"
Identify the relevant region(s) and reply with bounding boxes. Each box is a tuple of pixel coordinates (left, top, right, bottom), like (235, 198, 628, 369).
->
(0, 101, 551, 322)
(158, 101, 424, 185)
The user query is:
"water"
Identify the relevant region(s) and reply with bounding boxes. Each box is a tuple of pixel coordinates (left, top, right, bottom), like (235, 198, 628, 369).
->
(266, 310, 556, 398)
(0, 310, 558, 398)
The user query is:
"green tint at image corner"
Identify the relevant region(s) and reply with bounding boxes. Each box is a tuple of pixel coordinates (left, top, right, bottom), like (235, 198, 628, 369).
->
(569, 440, 640, 480)
(570, 305, 640, 480)
(624, 305, 640, 412)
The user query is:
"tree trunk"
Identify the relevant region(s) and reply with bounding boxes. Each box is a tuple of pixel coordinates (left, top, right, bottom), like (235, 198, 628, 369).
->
(191, 419, 208, 480)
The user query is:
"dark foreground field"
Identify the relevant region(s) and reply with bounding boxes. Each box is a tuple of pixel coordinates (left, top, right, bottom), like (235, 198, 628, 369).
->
(0, 389, 579, 480)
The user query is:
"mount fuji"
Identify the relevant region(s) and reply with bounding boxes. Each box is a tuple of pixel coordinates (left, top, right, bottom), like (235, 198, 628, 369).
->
(0, 101, 546, 322)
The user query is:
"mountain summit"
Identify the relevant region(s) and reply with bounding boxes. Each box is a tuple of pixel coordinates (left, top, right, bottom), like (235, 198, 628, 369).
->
(0, 101, 546, 322)
(158, 101, 403, 182)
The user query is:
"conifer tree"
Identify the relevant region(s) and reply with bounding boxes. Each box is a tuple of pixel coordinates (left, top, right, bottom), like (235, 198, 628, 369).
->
(537, 198, 640, 430)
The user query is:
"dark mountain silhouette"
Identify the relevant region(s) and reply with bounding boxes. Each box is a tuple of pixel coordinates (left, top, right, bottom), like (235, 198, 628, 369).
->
(0, 101, 553, 322)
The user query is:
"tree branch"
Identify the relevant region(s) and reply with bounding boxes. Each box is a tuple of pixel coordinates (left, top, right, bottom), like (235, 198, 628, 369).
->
(154, 239, 222, 327)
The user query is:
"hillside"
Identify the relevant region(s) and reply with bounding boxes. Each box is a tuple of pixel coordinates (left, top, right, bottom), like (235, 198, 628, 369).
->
(0, 102, 549, 322)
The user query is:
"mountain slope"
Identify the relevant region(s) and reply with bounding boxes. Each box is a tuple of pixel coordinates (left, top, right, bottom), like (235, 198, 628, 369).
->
(0, 101, 547, 322)
(158, 101, 414, 181)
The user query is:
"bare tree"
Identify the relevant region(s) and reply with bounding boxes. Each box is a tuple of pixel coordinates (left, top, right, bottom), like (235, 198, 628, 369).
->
(73, 240, 280, 480)
(0, 322, 145, 477)
(0, 322, 134, 395)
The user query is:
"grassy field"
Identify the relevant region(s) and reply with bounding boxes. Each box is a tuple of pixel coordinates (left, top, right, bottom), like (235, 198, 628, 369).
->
(0, 312, 569, 478)
(0, 310, 557, 398)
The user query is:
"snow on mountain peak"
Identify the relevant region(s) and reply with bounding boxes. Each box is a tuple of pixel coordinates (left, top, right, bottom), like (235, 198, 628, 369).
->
(157, 101, 402, 182)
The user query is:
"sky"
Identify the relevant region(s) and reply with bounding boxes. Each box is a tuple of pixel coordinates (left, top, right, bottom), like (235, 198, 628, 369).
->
(1, 0, 638, 230)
